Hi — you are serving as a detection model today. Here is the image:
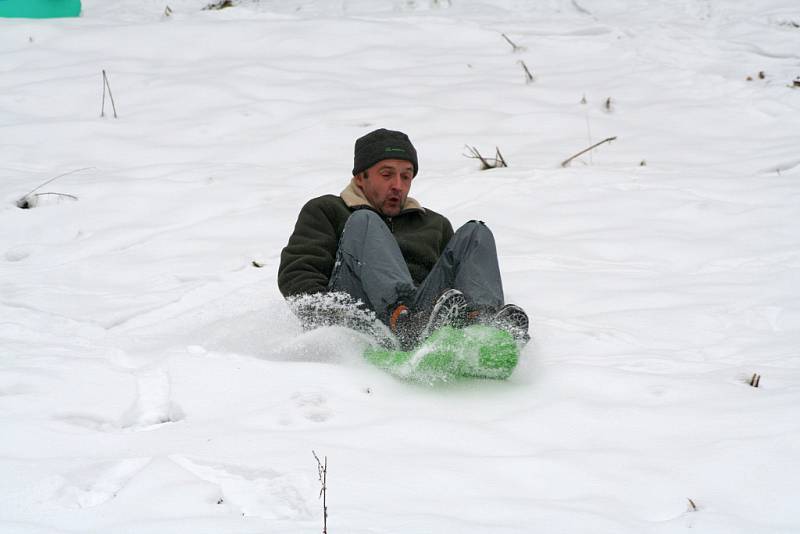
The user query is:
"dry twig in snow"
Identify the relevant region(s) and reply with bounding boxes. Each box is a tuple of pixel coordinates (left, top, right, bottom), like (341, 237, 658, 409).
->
(464, 145, 508, 170)
(501, 33, 525, 52)
(518, 60, 534, 83)
(313, 450, 328, 534)
(561, 137, 617, 167)
(100, 70, 118, 118)
(16, 167, 93, 209)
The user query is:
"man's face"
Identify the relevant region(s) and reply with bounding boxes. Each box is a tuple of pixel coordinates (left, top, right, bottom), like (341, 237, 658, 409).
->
(355, 159, 415, 217)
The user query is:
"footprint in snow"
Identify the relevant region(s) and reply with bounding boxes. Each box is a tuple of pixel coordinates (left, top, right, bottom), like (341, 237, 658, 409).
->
(276, 391, 331, 426)
(120, 367, 184, 430)
(171, 456, 312, 519)
(4, 245, 32, 262)
(52, 457, 151, 509)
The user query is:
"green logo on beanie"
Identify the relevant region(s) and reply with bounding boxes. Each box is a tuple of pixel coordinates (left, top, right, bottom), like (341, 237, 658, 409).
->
(385, 147, 406, 153)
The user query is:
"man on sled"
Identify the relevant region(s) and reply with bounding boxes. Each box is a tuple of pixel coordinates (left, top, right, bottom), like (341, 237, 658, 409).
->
(278, 128, 529, 350)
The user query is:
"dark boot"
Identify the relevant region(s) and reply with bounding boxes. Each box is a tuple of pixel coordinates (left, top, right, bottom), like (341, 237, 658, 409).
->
(419, 289, 468, 340)
(390, 289, 469, 350)
(490, 304, 530, 346)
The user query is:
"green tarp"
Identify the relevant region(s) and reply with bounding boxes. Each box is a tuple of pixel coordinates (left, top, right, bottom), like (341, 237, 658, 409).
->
(0, 0, 81, 18)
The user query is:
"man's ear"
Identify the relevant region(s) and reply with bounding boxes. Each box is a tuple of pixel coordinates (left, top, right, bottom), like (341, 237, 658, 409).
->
(354, 171, 367, 186)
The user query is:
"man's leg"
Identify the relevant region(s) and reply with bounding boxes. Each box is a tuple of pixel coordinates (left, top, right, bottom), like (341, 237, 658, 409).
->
(414, 220, 530, 345)
(414, 220, 505, 314)
(328, 210, 416, 322)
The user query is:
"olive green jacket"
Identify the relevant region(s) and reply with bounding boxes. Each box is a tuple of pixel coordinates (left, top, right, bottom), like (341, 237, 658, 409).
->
(278, 178, 454, 298)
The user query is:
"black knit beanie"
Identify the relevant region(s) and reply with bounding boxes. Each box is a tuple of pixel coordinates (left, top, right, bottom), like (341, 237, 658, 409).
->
(352, 128, 419, 177)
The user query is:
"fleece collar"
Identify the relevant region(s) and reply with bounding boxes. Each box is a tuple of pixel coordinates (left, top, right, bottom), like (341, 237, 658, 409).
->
(340, 177, 424, 213)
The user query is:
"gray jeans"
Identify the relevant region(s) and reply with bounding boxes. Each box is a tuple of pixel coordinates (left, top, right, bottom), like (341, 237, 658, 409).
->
(328, 210, 504, 323)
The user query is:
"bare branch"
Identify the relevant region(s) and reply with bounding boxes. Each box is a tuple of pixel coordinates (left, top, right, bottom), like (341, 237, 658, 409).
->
(21, 167, 93, 198)
(495, 147, 508, 167)
(33, 192, 79, 201)
(464, 145, 492, 170)
(101, 70, 118, 118)
(518, 60, 534, 83)
(464, 145, 508, 170)
(571, 0, 592, 16)
(561, 136, 617, 167)
(749, 373, 761, 388)
(312, 450, 328, 534)
(501, 33, 525, 52)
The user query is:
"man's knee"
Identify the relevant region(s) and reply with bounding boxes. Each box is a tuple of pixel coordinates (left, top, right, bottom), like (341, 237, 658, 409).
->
(453, 219, 495, 241)
(340, 209, 385, 248)
(345, 209, 382, 229)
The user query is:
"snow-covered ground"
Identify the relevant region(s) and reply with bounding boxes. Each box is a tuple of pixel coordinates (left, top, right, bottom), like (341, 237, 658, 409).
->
(2, 0, 800, 532)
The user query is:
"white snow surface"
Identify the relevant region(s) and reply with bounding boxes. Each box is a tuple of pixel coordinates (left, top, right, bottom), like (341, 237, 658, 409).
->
(2, 0, 800, 532)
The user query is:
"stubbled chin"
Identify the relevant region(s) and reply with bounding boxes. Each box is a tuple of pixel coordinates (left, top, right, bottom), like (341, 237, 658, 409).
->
(383, 201, 401, 216)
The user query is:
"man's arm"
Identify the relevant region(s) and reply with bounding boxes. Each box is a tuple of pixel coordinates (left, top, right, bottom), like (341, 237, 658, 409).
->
(278, 196, 343, 298)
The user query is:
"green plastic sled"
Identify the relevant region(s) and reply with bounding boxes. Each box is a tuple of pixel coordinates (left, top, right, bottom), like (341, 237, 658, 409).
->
(364, 324, 520, 383)
(0, 0, 81, 18)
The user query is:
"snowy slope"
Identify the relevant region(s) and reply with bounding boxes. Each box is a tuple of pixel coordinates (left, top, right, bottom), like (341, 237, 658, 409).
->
(1, 0, 799, 532)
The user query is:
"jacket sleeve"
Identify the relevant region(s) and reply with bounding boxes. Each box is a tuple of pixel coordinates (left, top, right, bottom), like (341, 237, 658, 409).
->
(277, 198, 341, 298)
